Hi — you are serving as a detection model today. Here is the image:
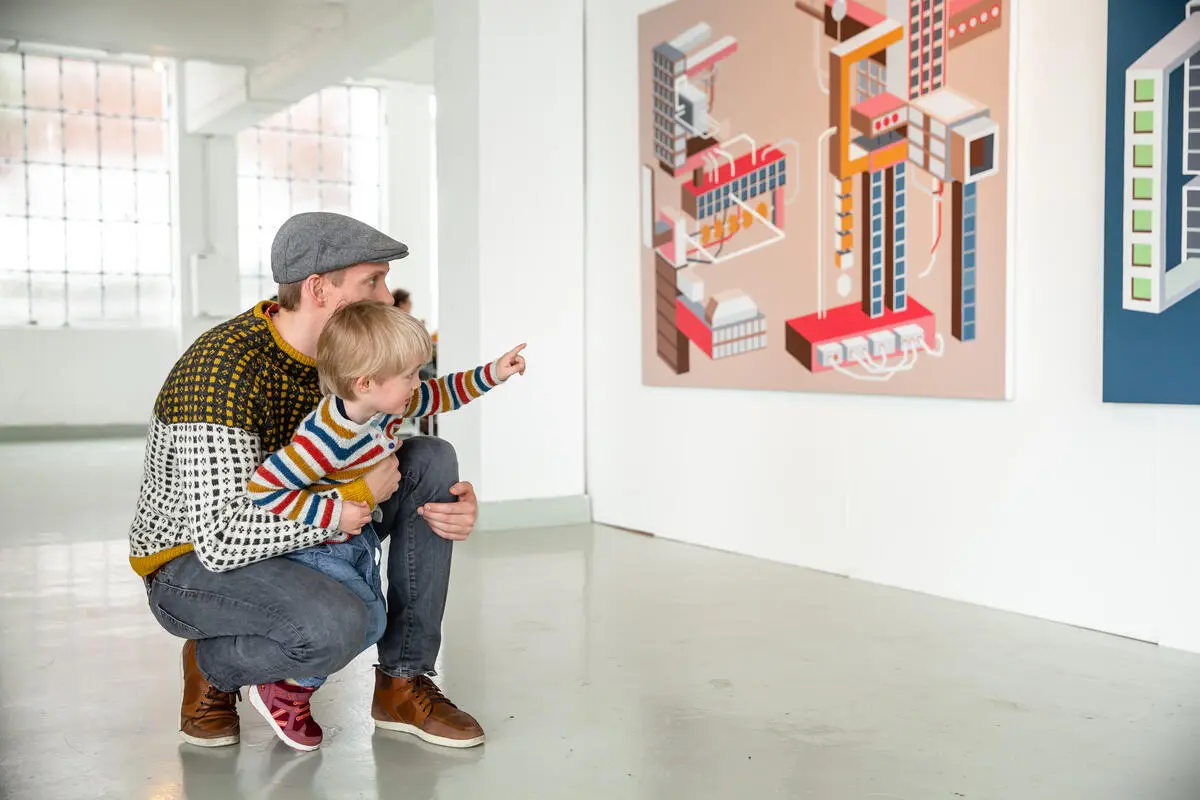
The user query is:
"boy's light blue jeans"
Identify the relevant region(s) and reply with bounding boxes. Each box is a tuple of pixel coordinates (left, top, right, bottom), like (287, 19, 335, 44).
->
(283, 524, 387, 688)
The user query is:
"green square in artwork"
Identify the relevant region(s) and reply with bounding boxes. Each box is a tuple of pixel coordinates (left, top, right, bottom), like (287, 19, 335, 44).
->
(1134, 78, 1156, 102)
(1133, 178, 1154, 200)
(1132, 209, 1153, 232)
(1133, 144, 1154, 168)
(1132, 243, 1152, 266)
(1132, 277, 1153, 301)
(1134, 110, 1155, 133)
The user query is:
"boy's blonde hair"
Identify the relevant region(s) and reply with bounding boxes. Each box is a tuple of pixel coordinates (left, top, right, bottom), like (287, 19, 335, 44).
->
(316, 301, 433, 398)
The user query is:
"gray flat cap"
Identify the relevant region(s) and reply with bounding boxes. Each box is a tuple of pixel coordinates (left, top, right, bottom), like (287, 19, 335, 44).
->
(271, 212, 409, 284)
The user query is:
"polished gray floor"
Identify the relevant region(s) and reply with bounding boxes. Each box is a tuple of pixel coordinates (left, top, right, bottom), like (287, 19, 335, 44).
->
(3, 440, 1200, 799)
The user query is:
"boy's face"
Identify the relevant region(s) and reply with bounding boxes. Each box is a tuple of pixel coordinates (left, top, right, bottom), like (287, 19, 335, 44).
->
(364, 363, 425, 416)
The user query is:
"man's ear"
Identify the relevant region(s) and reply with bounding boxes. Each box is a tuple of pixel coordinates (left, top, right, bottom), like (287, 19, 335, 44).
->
(304, 273, 326, 306)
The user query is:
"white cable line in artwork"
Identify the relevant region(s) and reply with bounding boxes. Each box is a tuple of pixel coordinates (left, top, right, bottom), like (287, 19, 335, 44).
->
(686, 192, 785, 265)
(713, 147, 737, 177)
(917, 182, 944, 278)
(831, 345, 919, 382)
(816, 126, 837, 319)
(909, 170, 936, 197)
(919, 332, 946, 357)
(723, 133, 759, 163)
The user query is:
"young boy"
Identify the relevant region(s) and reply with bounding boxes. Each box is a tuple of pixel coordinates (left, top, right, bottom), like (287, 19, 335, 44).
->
(245, 300, 526, 751)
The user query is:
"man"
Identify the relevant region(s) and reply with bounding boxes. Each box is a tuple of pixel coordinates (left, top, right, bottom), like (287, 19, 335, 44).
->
(129, 212, 486, 749)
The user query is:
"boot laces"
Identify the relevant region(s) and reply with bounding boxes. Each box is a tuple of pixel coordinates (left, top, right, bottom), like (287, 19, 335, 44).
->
(411, 675, 456, 714)
(197, 685, 240, 717)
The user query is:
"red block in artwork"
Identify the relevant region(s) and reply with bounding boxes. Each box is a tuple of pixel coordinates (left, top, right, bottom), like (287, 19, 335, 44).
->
(785, 298, 936, 372)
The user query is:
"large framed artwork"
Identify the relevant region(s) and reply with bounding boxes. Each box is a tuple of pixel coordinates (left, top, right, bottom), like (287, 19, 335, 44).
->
(1103, 0, 1200, 404)
(639, 1, 1016, 399)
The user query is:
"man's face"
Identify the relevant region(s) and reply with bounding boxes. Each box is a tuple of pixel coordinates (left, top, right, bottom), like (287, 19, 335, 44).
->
(322, 263, 393, 317)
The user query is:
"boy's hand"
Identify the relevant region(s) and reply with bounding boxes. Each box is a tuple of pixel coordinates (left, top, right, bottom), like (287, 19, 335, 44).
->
(364, 457, 401, 503)
(496, 343, 527, 382)
(338, 501, 371, 536)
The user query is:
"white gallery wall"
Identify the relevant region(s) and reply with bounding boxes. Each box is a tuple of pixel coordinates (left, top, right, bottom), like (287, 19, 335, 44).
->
(585, 0, 1200, 652)
(0, 327, 180, 428)
(433, 0, 587, 504)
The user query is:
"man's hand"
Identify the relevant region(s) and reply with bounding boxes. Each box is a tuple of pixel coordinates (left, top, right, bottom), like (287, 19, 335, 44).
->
(338, 501, 371, 536)
(364, 457, 401, 504)
(495, 343, 527, 382)
(418, 481, 479, 541)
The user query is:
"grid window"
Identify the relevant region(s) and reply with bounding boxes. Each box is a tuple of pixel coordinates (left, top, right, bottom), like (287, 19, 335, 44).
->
(0, 52, 172, 327)
(854, 61, 888, 105)
(236, 85, 384, 309)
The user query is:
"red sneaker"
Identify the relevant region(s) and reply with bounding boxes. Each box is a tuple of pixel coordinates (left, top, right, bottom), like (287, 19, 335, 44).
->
(248, 681, 323, 751)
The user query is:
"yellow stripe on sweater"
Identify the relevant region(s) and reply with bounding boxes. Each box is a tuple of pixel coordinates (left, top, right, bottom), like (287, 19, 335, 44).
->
(318, 400, 355, 440)
(129, 544, 195, 577)
(285, 446, 320, 484)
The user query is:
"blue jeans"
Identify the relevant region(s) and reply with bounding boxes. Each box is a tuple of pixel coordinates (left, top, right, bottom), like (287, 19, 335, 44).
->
(144, 436, 460, 692)
(283, 524, 386, 688)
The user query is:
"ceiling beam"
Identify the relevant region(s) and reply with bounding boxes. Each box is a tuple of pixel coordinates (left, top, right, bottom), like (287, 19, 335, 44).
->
(184, 0, 432, 134)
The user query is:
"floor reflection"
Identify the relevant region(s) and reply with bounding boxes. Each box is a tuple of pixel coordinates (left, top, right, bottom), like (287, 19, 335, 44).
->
(6, 441, 1200, 798)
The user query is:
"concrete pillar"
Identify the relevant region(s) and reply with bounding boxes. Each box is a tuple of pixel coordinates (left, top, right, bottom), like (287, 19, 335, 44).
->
(172, 63, 242, 348)
(386, 81, 437, 331)
(433, 0, 586, 502)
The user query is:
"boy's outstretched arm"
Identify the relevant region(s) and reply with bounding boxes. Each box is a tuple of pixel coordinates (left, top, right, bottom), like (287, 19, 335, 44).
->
(401, 344, 527, 420)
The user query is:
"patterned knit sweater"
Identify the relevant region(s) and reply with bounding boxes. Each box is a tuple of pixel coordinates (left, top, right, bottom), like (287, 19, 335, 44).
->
(128, 301, 495, 576)
(247, 366, 499, 538)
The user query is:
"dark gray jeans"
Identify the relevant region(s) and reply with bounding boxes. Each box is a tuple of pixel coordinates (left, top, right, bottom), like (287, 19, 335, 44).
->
(145, 436, 459, 693)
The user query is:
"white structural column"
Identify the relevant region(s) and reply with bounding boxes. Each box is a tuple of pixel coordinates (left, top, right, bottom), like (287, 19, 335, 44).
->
(171, 65, 242, 348)
(434, 0, 586, 503)
(386, 82, 437, 331)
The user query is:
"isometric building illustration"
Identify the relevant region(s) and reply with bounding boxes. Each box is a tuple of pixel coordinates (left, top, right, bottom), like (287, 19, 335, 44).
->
(640, 0, 1011, 398)
(1120, 2, 1200, 313)
(1103, 0, 1200, 405)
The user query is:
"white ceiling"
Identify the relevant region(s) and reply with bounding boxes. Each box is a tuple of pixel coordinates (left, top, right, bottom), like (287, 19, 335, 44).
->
(365, 36, 433, 84)
(0, 0, 433, 79)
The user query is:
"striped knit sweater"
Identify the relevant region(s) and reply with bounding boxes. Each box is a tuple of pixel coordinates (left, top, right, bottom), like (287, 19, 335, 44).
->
(247, 366, 500, 538)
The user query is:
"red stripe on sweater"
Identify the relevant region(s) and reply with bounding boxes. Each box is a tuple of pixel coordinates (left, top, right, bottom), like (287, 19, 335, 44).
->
(454, 371, 467, 404)
(345, 443, 385, 468)
(271, 490, 299, 515)
(483, 362, 494, 385)
(429, 380, 442, 415)
(295, 433, 336, 474)
(256, 468, 285, 488)
(320, 502, 333, 529)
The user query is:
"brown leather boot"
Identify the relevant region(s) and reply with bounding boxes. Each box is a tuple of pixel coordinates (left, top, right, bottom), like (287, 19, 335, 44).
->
(371, 669, 485, 748)
(180, 640, 240, 747)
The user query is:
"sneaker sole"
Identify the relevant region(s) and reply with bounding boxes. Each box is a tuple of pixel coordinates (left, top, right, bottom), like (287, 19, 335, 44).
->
(373, 719, 485, 748)
(179, 731, 241, 748)
(179, 642, 239, 748)
(248, 685, 321, 752)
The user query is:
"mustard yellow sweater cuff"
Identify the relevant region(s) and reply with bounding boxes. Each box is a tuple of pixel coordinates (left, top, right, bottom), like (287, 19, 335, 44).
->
(337, 478, 376, 508)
